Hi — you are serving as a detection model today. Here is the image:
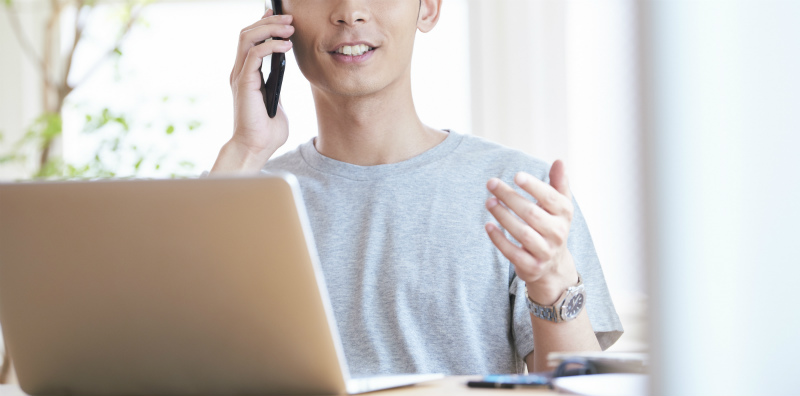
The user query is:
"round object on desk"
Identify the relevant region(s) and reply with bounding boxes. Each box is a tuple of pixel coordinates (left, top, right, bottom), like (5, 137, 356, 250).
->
(550, 374, 648, 396)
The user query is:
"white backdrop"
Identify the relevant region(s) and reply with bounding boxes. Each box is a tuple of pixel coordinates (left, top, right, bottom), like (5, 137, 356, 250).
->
(468, 0, 645, 351)
(644, 2, 800, 394)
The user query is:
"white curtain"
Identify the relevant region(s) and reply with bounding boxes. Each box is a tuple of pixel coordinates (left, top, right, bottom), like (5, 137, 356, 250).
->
(0, 2, 59, 179)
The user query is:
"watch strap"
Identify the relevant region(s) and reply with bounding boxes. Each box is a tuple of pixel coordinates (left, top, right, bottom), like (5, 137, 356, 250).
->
(529, 303, 558, 323)
(525, 274, 583, 323)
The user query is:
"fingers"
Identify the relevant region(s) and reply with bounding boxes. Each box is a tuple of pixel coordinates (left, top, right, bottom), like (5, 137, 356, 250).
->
(240, 17, 294, 46)
(238, 39, 293, 86)
(232, 14, 294, 84)
(512, 171, 573, 218)
(485, 223, 542, 280)
(487, 177, 563, 240)
(486, 197, 553, 262)
(240, 8, 280, 35)
(548, 160, 572, 199)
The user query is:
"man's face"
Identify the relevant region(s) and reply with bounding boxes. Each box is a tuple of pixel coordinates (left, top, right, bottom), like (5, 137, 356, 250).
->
(283, 0, 423, 98)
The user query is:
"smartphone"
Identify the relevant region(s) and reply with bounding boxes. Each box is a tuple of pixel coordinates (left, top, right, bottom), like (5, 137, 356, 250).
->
(260, 0, 286, 118)
(466, 374, 550, 389)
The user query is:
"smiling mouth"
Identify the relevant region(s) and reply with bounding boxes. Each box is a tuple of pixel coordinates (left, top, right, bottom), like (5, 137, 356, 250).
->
(330, 44, 376, 57)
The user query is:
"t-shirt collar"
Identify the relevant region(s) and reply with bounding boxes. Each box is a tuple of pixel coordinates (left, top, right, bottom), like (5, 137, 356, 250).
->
(299, 129, 464, 181)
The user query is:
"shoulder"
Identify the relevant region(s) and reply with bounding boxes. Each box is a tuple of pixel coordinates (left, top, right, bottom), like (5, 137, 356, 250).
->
(450, 132, 552, 182)
(261, 142, 307, 174)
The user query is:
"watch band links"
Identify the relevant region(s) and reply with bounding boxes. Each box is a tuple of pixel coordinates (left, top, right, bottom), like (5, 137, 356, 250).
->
(530, 304, 557, 323)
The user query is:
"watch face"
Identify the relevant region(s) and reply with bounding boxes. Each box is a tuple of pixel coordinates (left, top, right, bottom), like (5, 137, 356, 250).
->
(562, 291, 585, 320)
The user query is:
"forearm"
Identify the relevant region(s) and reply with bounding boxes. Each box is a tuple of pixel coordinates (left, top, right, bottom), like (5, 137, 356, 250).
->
(525, 309, 600, 372)
(210, 139, 274, 175)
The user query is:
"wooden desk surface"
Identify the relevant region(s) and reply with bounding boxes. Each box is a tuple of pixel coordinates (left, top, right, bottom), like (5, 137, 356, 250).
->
(368, 376, 560, 395)
(0, 377, 560, 396)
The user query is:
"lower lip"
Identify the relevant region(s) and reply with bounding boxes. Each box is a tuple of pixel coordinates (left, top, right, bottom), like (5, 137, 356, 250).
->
(330, 49, 376, 64)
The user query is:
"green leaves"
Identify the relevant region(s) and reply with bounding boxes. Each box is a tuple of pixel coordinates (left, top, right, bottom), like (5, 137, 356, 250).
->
(0, 102, 200, 180)
(179, 161, 194, 169)
(26, 113, 63, 149)
(0, 0, 198, 181)
(0, 113, 61, 174)
(83, 108, 130, 134)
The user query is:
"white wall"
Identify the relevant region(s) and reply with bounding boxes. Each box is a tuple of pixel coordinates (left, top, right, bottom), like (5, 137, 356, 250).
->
(0, 2, 56, 180)
(643, 2, 800, 395)
(468, 0, 645, 348)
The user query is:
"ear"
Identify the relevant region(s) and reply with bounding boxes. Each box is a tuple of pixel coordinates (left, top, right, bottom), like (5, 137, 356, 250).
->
(417, 0, 442, 33)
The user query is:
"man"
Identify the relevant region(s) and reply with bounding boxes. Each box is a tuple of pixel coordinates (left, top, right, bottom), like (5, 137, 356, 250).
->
(209, 0, 622, 375)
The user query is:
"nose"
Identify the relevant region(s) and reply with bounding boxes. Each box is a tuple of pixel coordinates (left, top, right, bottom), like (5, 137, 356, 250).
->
(330, 0, 370, 27)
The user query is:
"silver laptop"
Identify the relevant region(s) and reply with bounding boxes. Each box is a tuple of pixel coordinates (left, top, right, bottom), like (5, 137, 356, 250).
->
(0, 173, 443, 395)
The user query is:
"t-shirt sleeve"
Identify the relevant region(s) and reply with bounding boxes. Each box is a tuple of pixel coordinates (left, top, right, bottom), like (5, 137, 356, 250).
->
(509, 274, 535, 361)
(508, 196, 624, 359)
(567, 197, 624, 349)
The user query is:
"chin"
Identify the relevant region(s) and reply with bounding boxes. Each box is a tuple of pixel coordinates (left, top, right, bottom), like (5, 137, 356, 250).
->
(333, 86, 383, 98)
(318, 76, 387, 98)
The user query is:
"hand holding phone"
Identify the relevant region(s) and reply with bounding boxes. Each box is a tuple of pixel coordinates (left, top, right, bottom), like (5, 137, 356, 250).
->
(216, 0, 293, 173)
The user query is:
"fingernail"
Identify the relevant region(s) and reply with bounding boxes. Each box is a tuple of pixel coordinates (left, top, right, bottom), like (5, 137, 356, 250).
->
(515, 172, 530, 185)
(486, 197, 498, 209)
(485, 223, 497, 232)
(487, 178, 499, 190)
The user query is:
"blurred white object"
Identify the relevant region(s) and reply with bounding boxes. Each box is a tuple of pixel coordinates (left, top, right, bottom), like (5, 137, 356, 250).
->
(551, 374, 648, 396)
(642, 1, 800, 395)
(0, 385, 25, 396)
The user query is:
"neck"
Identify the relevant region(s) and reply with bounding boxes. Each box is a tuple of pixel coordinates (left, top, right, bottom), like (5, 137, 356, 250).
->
(310, 71, 447, 166)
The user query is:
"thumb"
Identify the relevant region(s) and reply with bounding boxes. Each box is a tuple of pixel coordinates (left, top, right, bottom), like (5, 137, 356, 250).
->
(549, 160, 572, 199)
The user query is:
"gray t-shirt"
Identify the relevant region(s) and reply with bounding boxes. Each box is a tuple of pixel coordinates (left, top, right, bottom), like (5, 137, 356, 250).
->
(261, 130, 623, 376)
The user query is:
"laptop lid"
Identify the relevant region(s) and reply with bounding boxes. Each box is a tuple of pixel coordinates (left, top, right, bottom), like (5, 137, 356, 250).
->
(0, 173, 351, 395)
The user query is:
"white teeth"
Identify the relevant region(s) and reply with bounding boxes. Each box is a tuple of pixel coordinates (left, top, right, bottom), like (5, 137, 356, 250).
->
(336, 44, 373, 56)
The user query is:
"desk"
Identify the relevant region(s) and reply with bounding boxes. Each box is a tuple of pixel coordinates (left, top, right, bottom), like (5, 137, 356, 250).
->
(0, 378, 560, 396)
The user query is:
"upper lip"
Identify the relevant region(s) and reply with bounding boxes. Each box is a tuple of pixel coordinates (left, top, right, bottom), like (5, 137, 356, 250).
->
(328, 41, 378, 52)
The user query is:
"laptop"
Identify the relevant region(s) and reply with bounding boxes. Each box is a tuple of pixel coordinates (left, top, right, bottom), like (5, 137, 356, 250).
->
(0, 173, 443, 395)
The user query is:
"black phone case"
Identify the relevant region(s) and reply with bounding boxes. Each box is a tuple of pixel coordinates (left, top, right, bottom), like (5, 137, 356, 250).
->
(261, 0, 285, 118)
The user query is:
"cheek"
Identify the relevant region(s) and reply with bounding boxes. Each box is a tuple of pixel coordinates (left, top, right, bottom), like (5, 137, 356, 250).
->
(287, 20, 311, 53)
(287, 28, 318, 74)
(386, 24, 417, 69)
(378, 6, 418, 55)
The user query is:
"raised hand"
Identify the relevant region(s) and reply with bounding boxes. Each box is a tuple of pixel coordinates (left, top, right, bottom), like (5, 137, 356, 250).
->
(212, 8, 294, 173)
(484, 160, 580, 304)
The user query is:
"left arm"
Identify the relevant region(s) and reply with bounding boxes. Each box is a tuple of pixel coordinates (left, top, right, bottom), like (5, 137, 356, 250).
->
(485, 160, 601, 372)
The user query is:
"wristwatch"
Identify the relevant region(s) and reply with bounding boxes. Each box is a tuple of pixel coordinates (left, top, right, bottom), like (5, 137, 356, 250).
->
(525, 274, 586, 323)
